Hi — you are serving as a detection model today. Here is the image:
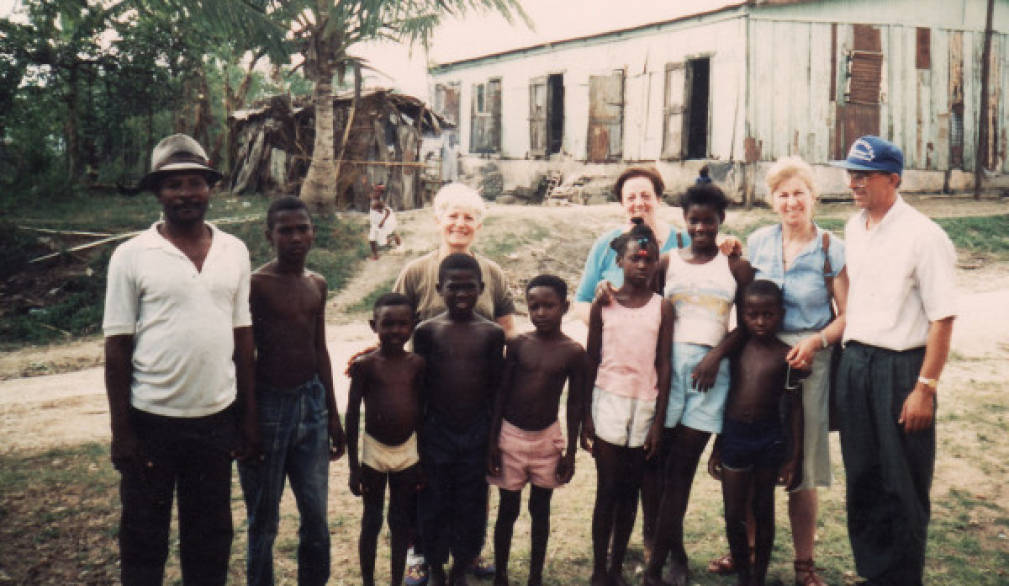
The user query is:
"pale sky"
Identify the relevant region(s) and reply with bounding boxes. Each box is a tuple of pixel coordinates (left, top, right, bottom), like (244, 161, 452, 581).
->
(0, 0, 735, 98)
(360, 0, 734, 96)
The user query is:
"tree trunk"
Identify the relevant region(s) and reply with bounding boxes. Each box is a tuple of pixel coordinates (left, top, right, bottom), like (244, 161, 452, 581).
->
(300, 73, 337, 215)
(65, 64, 80, 179)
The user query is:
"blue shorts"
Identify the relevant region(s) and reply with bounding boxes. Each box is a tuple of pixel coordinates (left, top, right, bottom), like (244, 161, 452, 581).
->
(664, 342, 730, 433)
(720, 418, 786, 471)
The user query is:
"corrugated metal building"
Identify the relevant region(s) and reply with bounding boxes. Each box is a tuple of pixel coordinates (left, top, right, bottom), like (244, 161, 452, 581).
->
(428, 0, 1009, 201)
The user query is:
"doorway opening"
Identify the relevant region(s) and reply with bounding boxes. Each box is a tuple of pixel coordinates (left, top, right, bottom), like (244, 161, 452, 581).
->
(685, 57, 709, 159)
(547, 74, 564, 154)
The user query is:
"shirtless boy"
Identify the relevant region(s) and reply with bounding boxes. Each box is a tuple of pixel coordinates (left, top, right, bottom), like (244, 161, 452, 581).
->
(413, 253, 506, 586)
(239, 196, 346, 586)
(708, 280, 803, 586)
(347, 293, 426, 586)
(487, 275, 588, 586)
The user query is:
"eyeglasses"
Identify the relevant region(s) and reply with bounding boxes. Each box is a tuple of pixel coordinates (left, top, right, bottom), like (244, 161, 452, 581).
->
(846, 171, 885, 187)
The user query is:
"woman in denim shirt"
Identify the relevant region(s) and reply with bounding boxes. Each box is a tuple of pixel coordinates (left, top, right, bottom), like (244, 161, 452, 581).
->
(741, 156, 849, 586)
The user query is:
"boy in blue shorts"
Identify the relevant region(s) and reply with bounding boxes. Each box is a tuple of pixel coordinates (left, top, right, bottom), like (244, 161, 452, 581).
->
(708, 280, 804, 586)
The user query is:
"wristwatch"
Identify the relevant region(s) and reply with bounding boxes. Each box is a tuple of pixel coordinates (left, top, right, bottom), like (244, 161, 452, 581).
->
(819, 331, 829, 349)
(917, 376, 938, 390)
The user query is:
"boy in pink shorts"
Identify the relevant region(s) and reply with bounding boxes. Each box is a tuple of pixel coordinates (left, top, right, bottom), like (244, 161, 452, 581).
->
(487, 275, 588, 585)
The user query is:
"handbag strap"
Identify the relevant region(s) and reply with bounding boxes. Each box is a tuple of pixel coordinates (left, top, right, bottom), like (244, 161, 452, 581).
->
(821, 231, 837, 318)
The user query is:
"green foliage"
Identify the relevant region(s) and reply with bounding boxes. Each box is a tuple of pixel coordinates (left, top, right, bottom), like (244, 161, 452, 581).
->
(936, 215, 1009, 257)
(0, 222, 39, 280)
(0, 192, 367, 348)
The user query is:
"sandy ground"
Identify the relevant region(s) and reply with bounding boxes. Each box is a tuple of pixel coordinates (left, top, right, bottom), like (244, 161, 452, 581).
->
(1, 198, 1007, 454)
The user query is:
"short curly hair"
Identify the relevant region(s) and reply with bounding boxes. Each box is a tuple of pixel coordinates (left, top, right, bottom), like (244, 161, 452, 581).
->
(680, 184, 729, 220)
(433, 182, 487, 223)
(613, 167, 665, 202)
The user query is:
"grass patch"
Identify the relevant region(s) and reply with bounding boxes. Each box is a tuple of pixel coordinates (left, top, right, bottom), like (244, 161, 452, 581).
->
(936, 215, 1009, 258)
(477, 220, 551, 258)
(2, 437, 1009, 583)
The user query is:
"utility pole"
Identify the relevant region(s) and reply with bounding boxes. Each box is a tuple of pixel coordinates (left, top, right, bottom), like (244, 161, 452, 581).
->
(975, 0, 995, 199)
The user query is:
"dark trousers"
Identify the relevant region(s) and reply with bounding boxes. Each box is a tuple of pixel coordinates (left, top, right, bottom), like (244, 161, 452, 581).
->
(119, 406, 238, 586)
(837, 342, 934, 586)
(418, 411, 490, 568)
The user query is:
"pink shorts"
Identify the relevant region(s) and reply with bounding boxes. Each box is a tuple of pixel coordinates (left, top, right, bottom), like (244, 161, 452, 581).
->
(487, 419, 565, 491)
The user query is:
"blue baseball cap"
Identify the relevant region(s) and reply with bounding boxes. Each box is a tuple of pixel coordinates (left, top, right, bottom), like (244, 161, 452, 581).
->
(829, 135, 903, 175)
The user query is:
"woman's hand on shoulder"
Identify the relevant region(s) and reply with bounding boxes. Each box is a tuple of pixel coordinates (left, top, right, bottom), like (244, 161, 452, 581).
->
(718, 235, 743, 257)
(592, 279, 617, 306)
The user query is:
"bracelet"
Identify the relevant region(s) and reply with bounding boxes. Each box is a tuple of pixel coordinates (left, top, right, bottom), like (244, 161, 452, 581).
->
(917, 376, 938, 390)
(819, 330, 829, 349)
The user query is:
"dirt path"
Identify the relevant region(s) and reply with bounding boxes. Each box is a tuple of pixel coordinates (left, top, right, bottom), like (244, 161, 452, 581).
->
(1, 199, 1007, 455)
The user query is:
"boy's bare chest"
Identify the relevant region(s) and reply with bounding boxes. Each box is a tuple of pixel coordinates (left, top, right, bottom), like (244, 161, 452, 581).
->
(254, 280, 321, 320)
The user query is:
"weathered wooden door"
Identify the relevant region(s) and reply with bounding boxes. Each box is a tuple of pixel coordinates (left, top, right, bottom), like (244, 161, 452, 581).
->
(470, 79, 502, 153)
(662, 63, 686, 160)
(587, 70, 624, 162)
(834, 24, 882, 159)
(529, 77, 547, 157)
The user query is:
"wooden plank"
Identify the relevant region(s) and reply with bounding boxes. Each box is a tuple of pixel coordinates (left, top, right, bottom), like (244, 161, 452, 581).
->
(809, 22, 833, 162)
(950, 31, 965, 169)
(771, 20, 792, 159)
(886, 26, 902, 148)
(931, 29, 950, 170)
(752, 19, 774, 161)
(792, 21, 811, 158)
(904, 27, 921, 168)
(1002, 36, 1009, 173)
(962, 31, 978, 171)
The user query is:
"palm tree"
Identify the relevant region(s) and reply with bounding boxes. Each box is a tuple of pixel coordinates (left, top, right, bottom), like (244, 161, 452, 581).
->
(135, 0, 527, 214)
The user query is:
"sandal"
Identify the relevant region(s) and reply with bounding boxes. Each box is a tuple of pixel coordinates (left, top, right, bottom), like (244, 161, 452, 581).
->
(405, 562, 428, 586)
(706, 552, 735, 575)
(468, 555, 496, 577)
(793, 559, 827, 586)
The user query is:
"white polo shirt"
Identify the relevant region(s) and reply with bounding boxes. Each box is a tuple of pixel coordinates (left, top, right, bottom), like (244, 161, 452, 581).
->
(103, 222, 252, 417)
(843, 195, 957, 351)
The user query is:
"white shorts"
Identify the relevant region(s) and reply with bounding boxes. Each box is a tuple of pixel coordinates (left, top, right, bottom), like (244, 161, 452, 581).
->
(591, 386, 656, 448)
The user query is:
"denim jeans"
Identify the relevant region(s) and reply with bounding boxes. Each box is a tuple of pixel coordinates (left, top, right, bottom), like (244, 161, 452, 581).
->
(119, 405, 238, 586)
(238, 377, 331, 586)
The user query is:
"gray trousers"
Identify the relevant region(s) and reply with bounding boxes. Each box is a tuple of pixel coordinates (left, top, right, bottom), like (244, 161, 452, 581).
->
(836, 342, 934, 586)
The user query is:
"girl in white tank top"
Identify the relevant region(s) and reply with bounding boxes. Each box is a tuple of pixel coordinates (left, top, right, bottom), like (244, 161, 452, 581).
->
(644, 184, 753, 586)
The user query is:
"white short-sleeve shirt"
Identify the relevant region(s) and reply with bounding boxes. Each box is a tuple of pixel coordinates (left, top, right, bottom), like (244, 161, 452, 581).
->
(843, 195, 957, 350)
(103, 222, 252, 417)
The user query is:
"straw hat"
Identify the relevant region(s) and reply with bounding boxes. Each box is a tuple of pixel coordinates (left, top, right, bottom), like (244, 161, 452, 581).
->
(139, 133, 222, 192)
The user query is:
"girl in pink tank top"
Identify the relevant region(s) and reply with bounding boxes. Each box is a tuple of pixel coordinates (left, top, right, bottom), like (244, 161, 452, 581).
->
(583, 218, 673, 586)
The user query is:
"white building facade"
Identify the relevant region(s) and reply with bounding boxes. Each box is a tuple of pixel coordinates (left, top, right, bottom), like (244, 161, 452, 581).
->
(429, 0, 1009, 201)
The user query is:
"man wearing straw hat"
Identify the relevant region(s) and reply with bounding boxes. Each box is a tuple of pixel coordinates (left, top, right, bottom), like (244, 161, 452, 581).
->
(103, 134, 258, 584)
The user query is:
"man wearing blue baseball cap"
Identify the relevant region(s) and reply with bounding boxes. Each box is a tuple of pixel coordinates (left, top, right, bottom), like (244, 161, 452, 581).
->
(829, 136, 956, 585)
